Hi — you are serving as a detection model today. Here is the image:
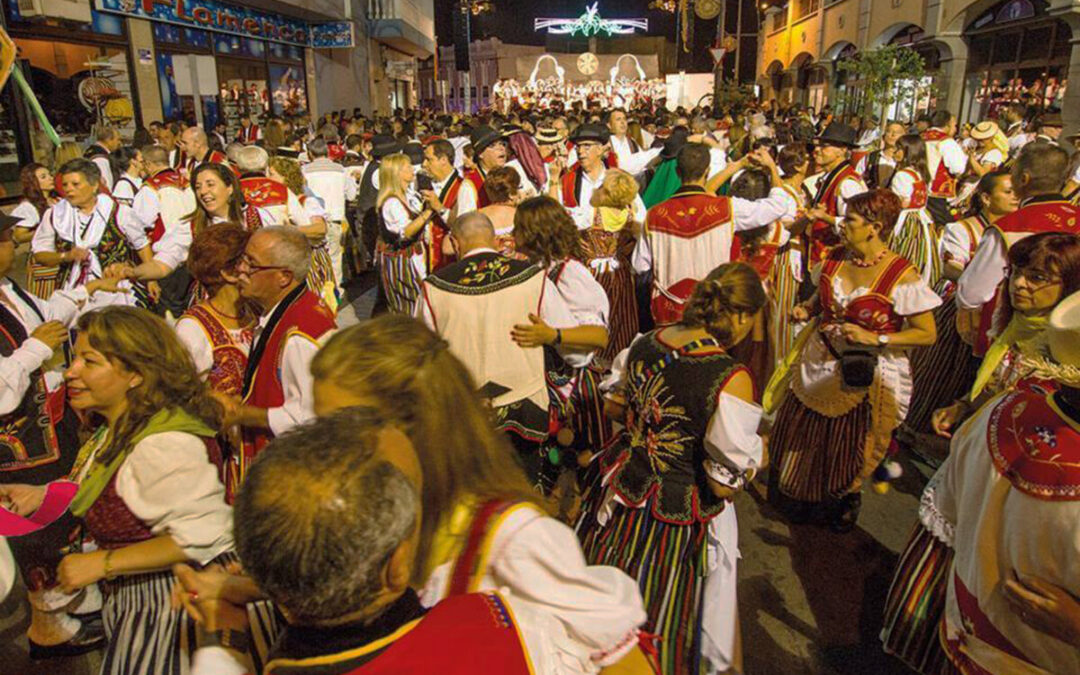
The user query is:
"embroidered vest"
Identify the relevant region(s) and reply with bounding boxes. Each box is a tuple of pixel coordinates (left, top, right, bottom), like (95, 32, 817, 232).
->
(264, 593, 532, 675)
(895, 167, 929, 209)
(239, 287, 335, 490)
(819, 250, 914, 334)
(428, 173, 463, 272)
(143, 168, 189, 244)
(991, 196, 1080, 248)
(809, 162, 864, 263)
(610, 331, 741, 524)
(644, 187, 736, 326)
(182, 305, 248, 399)
(559, 164, 585, 209)
(987, 391, 1080, 501)
(240, 176, 289, 226)
(0, 284, 74, 475)
(185, 149, 228, 177)
(922, 129, 959, 198)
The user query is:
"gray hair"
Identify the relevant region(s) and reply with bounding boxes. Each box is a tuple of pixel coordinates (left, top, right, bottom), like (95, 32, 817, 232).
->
(234, 407, 419, 624)
(307, 137, 329, 159)
(140, 144, 168, 166)
(94, 126, 119, 144)
(59, 158, 101, 186)
(225, 142, 245, 163)
(255, 225, 311, 278)
(235, 145, 269, 173)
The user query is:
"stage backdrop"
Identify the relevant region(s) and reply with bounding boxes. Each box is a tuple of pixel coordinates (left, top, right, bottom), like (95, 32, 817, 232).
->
(515, 53, 659, 84)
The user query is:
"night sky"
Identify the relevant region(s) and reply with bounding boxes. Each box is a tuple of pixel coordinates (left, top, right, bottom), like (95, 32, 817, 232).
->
(433, 0, 679, 48)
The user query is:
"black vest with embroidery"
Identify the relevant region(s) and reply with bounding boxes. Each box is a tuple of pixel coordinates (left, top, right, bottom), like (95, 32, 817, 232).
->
(610, 330, 739, 525)
(428, 251, 540, 292)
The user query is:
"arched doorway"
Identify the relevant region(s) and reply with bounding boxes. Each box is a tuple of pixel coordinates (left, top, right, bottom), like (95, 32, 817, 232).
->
(765, 60, 784, 101)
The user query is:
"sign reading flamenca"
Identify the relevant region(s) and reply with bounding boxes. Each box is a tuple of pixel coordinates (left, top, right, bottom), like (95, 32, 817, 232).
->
(96, 0, 353, 48)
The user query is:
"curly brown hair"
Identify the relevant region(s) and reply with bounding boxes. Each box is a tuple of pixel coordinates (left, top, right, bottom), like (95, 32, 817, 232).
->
(682, 262, 767, 346)
(187, 222, 250, 292)
(269, 156, 305, 195)
(512, 195, 582, 268)
(76, 306, 222, 466)
(19, 163, 52, 217)
(482, 166, 521, 204)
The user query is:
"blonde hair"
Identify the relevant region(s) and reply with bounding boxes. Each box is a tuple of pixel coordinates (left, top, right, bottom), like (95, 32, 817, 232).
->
(376, 153, 411, 210)
(592, 169, 638, 209)
(53, 142, 83, 171)
(311, 315, 546, 584)
(269, 156, 305, 195)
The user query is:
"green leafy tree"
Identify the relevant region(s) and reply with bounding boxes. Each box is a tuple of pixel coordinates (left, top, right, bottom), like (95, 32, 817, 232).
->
(836, 44, 934, 129)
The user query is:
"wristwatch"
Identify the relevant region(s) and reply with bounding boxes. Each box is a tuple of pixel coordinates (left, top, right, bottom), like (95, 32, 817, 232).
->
(877, 333, 891, 347)
(201, 628, 251, 654)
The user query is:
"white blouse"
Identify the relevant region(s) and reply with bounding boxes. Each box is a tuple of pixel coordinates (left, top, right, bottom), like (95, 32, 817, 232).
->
(548, 259, 609, 370)
(940, 220, 983, 269)
(112, 431, 234, 564)
(420, 504, 647, 670)
(890, 169, 926, 210)
(11, 200, 41, 230)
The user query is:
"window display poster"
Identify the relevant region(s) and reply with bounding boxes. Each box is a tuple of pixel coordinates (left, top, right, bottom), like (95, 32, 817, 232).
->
(269, 64, 307, 117)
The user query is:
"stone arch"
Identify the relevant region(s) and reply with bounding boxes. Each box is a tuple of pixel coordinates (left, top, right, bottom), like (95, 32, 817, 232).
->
(788, 51, 815, 70)
(870, 22, 925, 49)
(823, 40, 856, 62)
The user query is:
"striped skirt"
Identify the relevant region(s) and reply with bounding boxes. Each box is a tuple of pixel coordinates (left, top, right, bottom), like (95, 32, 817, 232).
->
(306, 244, 339, 312)
(100, 552, 282, 675)
(905, 298, 978, 435)
(881, 523, 954, 675)
(889, 210, 941, 287)
(375, 240, 423, 315)
(27, 259, 61, 299)
(770, 393, 873, 503)
(592, 264, 639, 367)
(769, 258, 801, 374)
(579, 501, 711, 675)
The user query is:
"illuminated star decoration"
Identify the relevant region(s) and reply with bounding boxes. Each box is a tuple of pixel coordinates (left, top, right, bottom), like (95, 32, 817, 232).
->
(534, 3, 648, 37)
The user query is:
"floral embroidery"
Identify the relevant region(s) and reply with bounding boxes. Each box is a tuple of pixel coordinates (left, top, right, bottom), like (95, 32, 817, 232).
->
(626, 369, 692, 476)
(457, 257, 513, 286)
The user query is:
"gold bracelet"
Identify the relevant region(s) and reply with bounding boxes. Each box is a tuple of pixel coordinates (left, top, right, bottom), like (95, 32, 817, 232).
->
(103, 550, 116, 580)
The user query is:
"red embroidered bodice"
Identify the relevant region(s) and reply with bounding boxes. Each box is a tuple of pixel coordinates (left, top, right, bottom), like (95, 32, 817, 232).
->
(819, 250, 915, 334)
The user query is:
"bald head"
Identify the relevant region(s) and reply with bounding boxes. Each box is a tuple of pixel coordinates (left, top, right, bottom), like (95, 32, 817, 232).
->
(450, 211, 496, 256)
(182, 127, 209, 157)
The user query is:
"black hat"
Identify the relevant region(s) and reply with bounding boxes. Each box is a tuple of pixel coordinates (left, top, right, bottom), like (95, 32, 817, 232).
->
(660, 127, 692, 161)
(0, 213, 20, 238)
(813, 122, 859, 149)
(403, 142, 425, 166)
(470, 126, 504, 155)
(570, 123, 611, 145)
(371, 134, 403, 159)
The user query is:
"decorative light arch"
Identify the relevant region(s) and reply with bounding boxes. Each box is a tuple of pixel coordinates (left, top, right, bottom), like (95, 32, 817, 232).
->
(609, 54, 646, 85)
(528, 54, 566, 87)
(535, 3, 648, 37)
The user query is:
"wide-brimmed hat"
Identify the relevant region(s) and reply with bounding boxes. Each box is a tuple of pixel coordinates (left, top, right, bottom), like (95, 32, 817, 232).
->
(469, 126, 505, 155)
(371, 134, 403, 159)
(813, 122, 859, 149)
(0, 213, 21, 238)
(971, 121, 1001, 141)
(1049, 290, 1080, 371)
(660, 127, 692, 161)
(1039, 112, 1064, 129)
(534, 126, 566, 145)
(569, 123, 611, 145)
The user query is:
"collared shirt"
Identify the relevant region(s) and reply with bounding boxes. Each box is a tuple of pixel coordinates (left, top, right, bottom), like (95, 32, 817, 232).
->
(251, 289, 329, 436)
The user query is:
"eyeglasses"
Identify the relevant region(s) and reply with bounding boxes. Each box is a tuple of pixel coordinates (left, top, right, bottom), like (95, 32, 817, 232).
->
(237, 254, 290, 275)
(1012, 267, 1062, 290)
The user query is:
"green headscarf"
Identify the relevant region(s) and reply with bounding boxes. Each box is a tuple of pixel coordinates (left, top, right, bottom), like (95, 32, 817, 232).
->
(642, 159, 682, 209)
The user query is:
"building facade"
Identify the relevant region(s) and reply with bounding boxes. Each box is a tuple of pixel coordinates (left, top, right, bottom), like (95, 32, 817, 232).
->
(757, 0, 1080, 129)
(0, 0, 434, 198)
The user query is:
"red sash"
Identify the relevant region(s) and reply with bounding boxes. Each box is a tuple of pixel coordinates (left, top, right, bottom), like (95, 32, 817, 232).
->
(942, 572, 1033, 674)
(144, 169, 188, 243)
(819, 250, 914, 333)
(922, 129, 958, 198)
(560, 164, 583, 208)
(428, 174, 463, 272)
(447, 499, 517, 596)
(240, 176, 289, 209)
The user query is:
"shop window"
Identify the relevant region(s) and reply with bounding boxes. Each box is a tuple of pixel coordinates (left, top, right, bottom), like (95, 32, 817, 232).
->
(1019, 26, 1051, 62)
(218, 59, 269, 139)
(269, 64, 308, 117)
(269, 43, 305, 63)
(215, 35, 265, 59)
(793, 0, 820, 21)
(14, 39, 136, 169)
(992, 32, 1021, 64)
(968, 36, 993, 68)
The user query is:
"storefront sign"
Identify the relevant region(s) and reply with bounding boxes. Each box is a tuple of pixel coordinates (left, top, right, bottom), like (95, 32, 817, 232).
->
(311, 21, 354, 49)
(95, 0, 353, 48)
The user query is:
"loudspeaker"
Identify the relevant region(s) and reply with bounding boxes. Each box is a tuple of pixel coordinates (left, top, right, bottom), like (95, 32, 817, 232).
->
(454, 3, 470, 72)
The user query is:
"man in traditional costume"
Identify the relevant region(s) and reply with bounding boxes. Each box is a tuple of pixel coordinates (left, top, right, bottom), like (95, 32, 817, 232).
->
(460, 126, 508, 212)
(303, 137, 356, 293)
(634, 143, 795, 326)
(921, 110, 969, 225)
(415, 212, 581, 485)
(219, 226, 336, 496)
(933, 290, 1080, 675)
(419, 139, 465, 272)
(236, 115, 262, 145)
(556, 124, 647, 231)
(234, 146, 311, 229)
(83, 127, 122, 192)
(186, 410, 592, 675)
(179, 127, 228, 179)
(803, 122, 868, 264)
(956, 143, 1080, 352)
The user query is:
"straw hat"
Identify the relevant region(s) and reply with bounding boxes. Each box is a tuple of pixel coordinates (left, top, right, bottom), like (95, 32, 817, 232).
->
(970, 121, 1000, 141)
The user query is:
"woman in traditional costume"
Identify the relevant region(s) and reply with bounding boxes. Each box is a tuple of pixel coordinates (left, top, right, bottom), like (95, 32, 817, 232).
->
(576, 262, 766, 675)
(375, 153, 435, 314)
(187, 163, 263, 235)
(109, 148, 144, 208)
(478, 166, 527, 260)
(903, 171, 1018, 438)
(767, 189, 940, 532)
(770, 146, 811, 372)
(2, 307, 232, 675)
(13, 164, 62, 298)
(267, 157, 338, 309)
(175, 224, 255, 502)
(882, 231, 1080, 675)
(888, 135, 941, 286)
(582, 169, 640, 365)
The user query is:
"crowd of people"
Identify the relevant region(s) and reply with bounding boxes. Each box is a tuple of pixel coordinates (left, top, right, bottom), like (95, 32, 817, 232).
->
(0, 89, 1078, 675)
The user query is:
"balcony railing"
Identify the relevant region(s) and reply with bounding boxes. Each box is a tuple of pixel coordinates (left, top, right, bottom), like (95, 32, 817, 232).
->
(368, 0, 435, 38)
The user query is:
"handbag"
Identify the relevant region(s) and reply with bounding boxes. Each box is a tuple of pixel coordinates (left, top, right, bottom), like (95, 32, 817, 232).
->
(823, 334, 879, 389)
